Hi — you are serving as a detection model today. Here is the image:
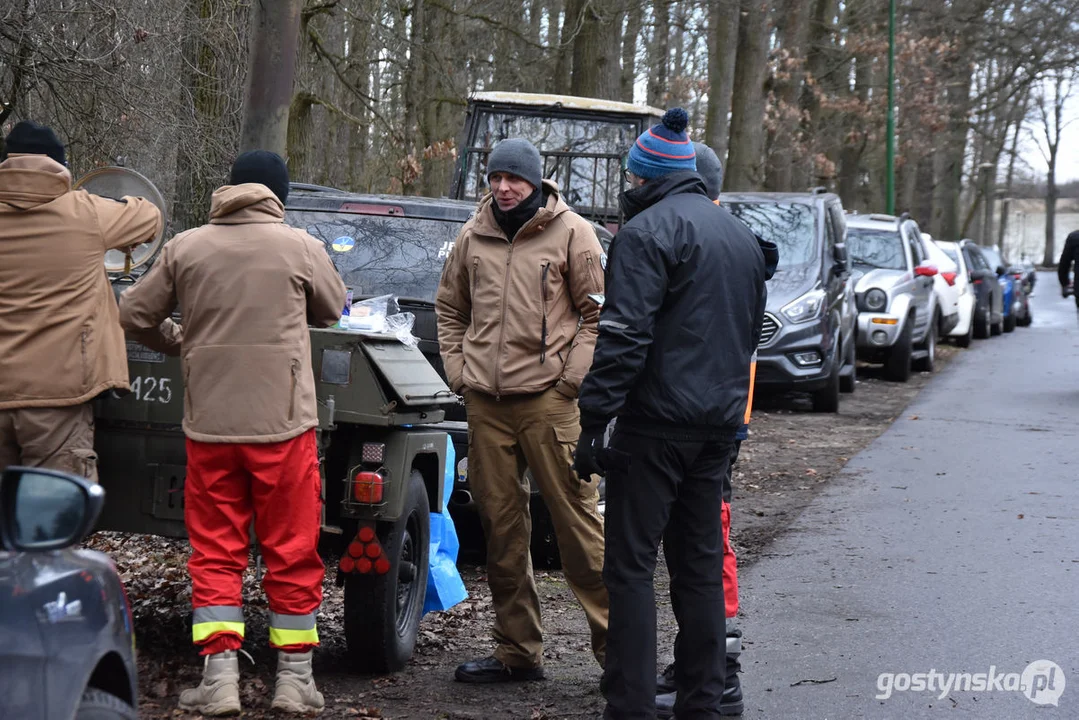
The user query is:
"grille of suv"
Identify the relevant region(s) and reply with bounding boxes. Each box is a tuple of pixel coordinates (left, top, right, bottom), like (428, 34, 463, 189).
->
(759, 312, 780, 347)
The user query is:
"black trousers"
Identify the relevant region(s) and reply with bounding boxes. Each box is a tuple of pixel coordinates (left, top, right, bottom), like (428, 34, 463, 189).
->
(602, 427, 734, 720)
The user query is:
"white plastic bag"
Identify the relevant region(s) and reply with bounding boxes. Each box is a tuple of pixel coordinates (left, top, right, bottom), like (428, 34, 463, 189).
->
(385, 311, 419, 348)
(347, 294, 393, 333)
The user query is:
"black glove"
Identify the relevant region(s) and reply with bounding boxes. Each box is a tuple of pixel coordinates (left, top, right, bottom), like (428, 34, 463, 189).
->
(573, 425, 608, 479)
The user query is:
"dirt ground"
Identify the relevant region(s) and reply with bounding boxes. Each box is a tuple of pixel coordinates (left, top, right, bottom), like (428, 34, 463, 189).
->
(87, 345, 960, 719)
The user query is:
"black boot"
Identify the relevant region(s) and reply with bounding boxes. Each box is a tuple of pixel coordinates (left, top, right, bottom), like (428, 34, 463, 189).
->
(721, 630, 743, 715)
(654, 631, 744, 716)
(454, 656, 545, 683)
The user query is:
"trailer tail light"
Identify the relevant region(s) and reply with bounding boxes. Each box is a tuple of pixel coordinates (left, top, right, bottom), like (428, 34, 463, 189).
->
(353, 471, 384, 503)
(941, 271, 957, 286)
(337, 524, 388, 576)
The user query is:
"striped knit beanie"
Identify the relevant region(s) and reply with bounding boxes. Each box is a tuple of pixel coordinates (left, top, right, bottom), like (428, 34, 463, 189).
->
(626, 108, 696, 179)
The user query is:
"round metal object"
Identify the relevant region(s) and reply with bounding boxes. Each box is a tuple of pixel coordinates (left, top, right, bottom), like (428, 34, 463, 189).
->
(73, 167, 167, 274)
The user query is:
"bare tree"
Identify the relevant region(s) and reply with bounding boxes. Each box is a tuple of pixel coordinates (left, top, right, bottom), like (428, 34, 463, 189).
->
(1034, 69, 1077, 266)
(725, 0, 771, 190)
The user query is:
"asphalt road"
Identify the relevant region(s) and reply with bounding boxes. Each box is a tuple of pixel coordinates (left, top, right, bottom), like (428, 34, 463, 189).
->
(738, 272, 1078, 719)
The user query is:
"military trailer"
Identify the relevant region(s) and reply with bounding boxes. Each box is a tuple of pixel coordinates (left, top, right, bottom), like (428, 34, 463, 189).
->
(85, 170, 458, 674)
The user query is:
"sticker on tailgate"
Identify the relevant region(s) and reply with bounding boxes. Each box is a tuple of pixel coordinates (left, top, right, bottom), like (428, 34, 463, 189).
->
(126, 341, 166, 364)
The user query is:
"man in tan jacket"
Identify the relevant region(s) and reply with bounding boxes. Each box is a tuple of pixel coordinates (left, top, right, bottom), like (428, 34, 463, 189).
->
(119, 150, 346, 716)
(0, 120, 162, 483)
(437, 138, 608, 683)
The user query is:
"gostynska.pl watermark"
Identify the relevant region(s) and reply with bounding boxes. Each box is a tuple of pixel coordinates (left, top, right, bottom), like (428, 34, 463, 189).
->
(876, 660, 1065, 706)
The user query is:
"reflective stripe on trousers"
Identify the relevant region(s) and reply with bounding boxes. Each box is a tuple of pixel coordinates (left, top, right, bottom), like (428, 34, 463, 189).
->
(192, 605, 245, 644)
(269, 611, 319, 648)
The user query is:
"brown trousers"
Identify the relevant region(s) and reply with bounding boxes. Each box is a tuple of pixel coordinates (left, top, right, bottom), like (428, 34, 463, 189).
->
(465, 387, 608, 669)
(0, 403, 98, 483)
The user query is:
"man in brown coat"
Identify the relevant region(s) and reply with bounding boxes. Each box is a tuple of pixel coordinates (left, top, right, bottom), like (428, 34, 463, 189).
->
(0, 121, 163, 482)
(119, 150, 346, 716)
(436, 138, 609, 683)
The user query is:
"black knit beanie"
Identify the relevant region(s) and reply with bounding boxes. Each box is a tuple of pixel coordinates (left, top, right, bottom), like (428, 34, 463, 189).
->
(229, 150, 289, 204)
(3, 121, 66, 165)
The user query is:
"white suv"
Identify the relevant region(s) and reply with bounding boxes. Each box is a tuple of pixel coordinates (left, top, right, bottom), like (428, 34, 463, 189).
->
(918, 233, 961, 339)
(846, 213, 940, 381)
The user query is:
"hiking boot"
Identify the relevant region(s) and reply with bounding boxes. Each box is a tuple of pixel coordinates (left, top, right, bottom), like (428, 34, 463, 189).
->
(271, 650, 325, 714)
(178, 650, 241, 716)
(454, 656, 545, 683)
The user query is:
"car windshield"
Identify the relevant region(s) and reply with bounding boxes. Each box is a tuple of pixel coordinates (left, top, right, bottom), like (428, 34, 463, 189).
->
(287, 211, 464, 302)
(724, 202, 818, 270)
(846, 227, 907, 270)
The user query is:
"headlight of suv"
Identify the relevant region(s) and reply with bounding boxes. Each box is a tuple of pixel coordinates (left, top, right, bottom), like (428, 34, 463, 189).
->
(863, 288, 887, 312)
(781, 289, 826, 324)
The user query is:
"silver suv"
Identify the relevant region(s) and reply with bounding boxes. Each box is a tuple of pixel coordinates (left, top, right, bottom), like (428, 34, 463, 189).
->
(846, 213, 940, 382)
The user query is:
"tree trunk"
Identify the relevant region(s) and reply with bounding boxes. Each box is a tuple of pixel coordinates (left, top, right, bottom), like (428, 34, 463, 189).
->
(569, 0, 621, 100)
(647, 0, 671, 107)
(240, 0, 303, 156)
(621, 3, 643, 103)
(551, 0, 572, 94)
(725, 0, 771, 190)
(835, 0, 871, 205)
(347, 16, 371, 191)
(765, 0, 811, 191)
(174, 0, 234, 232)
(1044, 154, 1059, 266)
(704, 0, 740, 163)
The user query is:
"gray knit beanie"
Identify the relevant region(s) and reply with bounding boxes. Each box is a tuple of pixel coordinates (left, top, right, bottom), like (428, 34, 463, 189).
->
(693, 142, 724, 200)
(487, 139, 543, 190)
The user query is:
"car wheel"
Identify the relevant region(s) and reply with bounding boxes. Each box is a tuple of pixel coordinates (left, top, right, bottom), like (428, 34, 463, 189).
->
(1019, 309, 1032, 327)
(839, 337, 856, 394)
(883, 319, 913, 382)
(1003, 311, 1016, 333)
(75, 689, 137, 720)
(974, 304, 991, 339)
(344, 469, 430, 673)
(811, 357, 841, 413)
(955, 313, 973, 348)
(913, 316, 936, 373)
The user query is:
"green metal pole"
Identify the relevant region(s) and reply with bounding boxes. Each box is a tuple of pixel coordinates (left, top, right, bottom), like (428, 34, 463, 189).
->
(886, 0, 896, 215)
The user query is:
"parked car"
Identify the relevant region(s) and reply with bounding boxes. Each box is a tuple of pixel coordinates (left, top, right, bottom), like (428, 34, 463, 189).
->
(952, 240, 1004, 338)
(981, 246, 1023, 332)
(845, 213, 939, 381)
(0, 466, 138, 720)
(918, 233, 961, 339)
(722, 191, 857, 412)
(933, 240, 978, 347)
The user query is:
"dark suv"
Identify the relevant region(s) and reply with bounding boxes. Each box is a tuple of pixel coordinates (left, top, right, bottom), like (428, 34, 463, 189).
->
(720, 192, 857, 412)
(285, 182, 474, 483)
(285, 184, 568, 565)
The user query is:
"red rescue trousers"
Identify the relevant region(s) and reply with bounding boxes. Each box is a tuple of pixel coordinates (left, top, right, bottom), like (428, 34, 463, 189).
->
(184, 430, 324, 656)
(722, 500, 738, 618)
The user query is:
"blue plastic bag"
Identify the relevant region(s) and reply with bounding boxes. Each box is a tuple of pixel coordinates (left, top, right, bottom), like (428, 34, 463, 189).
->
(423, 437, 468, 614)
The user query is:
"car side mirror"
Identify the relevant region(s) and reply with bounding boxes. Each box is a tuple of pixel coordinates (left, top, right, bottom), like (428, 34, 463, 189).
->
(0, 467, 104, 551)
(914, 265, 938, 278)
(996, 265, 1006, 276)
(833, 242, 849, 271)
